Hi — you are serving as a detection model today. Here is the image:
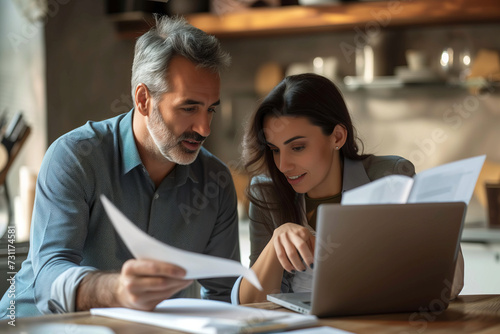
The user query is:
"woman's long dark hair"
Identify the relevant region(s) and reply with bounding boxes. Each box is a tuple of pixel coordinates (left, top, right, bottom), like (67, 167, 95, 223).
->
(242, 73, 369, 228)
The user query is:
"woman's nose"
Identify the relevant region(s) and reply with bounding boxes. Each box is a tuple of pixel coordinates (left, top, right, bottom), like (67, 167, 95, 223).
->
(278, 153, 293, 173)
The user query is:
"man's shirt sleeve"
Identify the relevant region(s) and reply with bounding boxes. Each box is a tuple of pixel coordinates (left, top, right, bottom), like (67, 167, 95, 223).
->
(31, 137, 95, 314)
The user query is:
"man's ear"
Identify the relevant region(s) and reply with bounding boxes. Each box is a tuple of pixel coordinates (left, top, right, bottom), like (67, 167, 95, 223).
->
(134, 83, 151, 116)
(331, 124, 348, 150)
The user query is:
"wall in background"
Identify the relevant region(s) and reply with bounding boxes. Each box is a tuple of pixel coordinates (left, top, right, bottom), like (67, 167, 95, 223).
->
(41, 1, 500, 225)
(0, 0, 47, 231)
(212, 24, 500, 225)
(45, 0, 135, 144)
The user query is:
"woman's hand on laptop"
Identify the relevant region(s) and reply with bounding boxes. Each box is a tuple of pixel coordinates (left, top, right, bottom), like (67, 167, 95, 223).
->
(272, 223, 315, 273)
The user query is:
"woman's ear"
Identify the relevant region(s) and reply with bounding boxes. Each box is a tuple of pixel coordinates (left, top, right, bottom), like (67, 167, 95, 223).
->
(331, 124, 348, 150)
(134, 83, 151, 116)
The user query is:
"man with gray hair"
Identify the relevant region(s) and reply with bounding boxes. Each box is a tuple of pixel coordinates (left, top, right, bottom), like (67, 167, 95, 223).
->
(0, 15, 240, 318)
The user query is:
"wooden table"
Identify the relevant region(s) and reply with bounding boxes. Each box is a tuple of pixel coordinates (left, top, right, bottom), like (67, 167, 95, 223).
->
(2, 295, 500, 333)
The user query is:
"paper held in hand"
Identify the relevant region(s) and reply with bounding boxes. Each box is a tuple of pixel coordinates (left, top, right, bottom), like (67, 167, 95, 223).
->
(100, 195, 262, 291)
(341, 155, 486, 205)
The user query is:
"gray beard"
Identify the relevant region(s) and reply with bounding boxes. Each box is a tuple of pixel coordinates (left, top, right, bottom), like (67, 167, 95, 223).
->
(147, 105, 200, 165)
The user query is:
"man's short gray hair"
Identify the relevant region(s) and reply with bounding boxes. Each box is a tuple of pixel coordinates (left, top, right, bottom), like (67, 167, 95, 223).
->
(131, 15, 231, 103)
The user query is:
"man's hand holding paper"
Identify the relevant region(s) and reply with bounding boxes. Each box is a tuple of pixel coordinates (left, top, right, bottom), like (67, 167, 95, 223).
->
(101, 195, 263, 292)
(116, 259, 193, 311)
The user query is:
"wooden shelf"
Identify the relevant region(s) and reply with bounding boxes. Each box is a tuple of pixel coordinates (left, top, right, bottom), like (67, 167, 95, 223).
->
(111, 0, 500, 39)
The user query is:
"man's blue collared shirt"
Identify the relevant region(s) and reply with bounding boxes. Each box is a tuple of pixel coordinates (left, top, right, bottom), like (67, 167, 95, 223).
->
(0, 110, 240, 318)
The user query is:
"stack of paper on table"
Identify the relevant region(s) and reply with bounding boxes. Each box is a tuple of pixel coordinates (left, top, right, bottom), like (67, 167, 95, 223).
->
(284, 327, 355, 334)
(91, 298, 318, 334)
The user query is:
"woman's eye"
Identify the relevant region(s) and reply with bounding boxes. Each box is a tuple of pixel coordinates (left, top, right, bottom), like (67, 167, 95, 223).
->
(182, 107, 196, 112)
(292, 146, 305, 152)
(269, 147, 279, 154)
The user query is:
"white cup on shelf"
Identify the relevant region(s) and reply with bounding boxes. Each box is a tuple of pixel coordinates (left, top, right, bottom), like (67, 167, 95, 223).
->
(406, 50, 427, 72)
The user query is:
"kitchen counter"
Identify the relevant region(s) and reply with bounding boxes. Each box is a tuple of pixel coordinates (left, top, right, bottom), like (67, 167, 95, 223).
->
(462, 225, 500, 243)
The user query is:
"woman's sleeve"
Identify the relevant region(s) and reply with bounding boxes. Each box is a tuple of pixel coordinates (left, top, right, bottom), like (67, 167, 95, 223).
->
(450, 247, 464, 299)
(247, 178, 294, 293)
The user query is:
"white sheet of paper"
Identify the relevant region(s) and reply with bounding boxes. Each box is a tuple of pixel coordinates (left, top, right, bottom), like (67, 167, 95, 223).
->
(341, 155, 486, 206)
(91, 298, 318, 334)
(22, 324, 115, 334)
(276, 326, 356, 334)
(101, 195, 262, 290)
(408, 155, 486, 204)
(341, 174, 413, 205)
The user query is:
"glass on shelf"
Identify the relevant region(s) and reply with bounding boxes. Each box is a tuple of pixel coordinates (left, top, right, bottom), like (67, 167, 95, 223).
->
(440, 31, 474, 83)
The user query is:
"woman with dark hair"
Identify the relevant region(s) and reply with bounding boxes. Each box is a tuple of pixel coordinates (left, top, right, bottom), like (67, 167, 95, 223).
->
(233, 73, 464, 304)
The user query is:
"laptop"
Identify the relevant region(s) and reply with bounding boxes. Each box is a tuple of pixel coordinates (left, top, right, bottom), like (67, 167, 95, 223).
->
(267, 202, 466, 317)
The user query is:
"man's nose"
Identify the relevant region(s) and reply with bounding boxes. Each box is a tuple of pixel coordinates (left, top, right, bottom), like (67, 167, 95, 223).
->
(193, 113, 211, 138)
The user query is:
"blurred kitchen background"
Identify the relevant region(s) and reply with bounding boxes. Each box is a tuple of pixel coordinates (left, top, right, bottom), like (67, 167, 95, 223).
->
(1, 0, 500, 294)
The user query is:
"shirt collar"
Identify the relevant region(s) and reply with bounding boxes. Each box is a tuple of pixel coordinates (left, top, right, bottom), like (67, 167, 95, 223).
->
(120, 110, 142, 174)
(342, 156, 371, 192)
(163, 163, 199, 188)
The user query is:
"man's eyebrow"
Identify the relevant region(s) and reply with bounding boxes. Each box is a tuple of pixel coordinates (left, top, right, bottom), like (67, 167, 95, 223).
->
(182, 99, 202, 105)
(182, 99, 220, 107)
